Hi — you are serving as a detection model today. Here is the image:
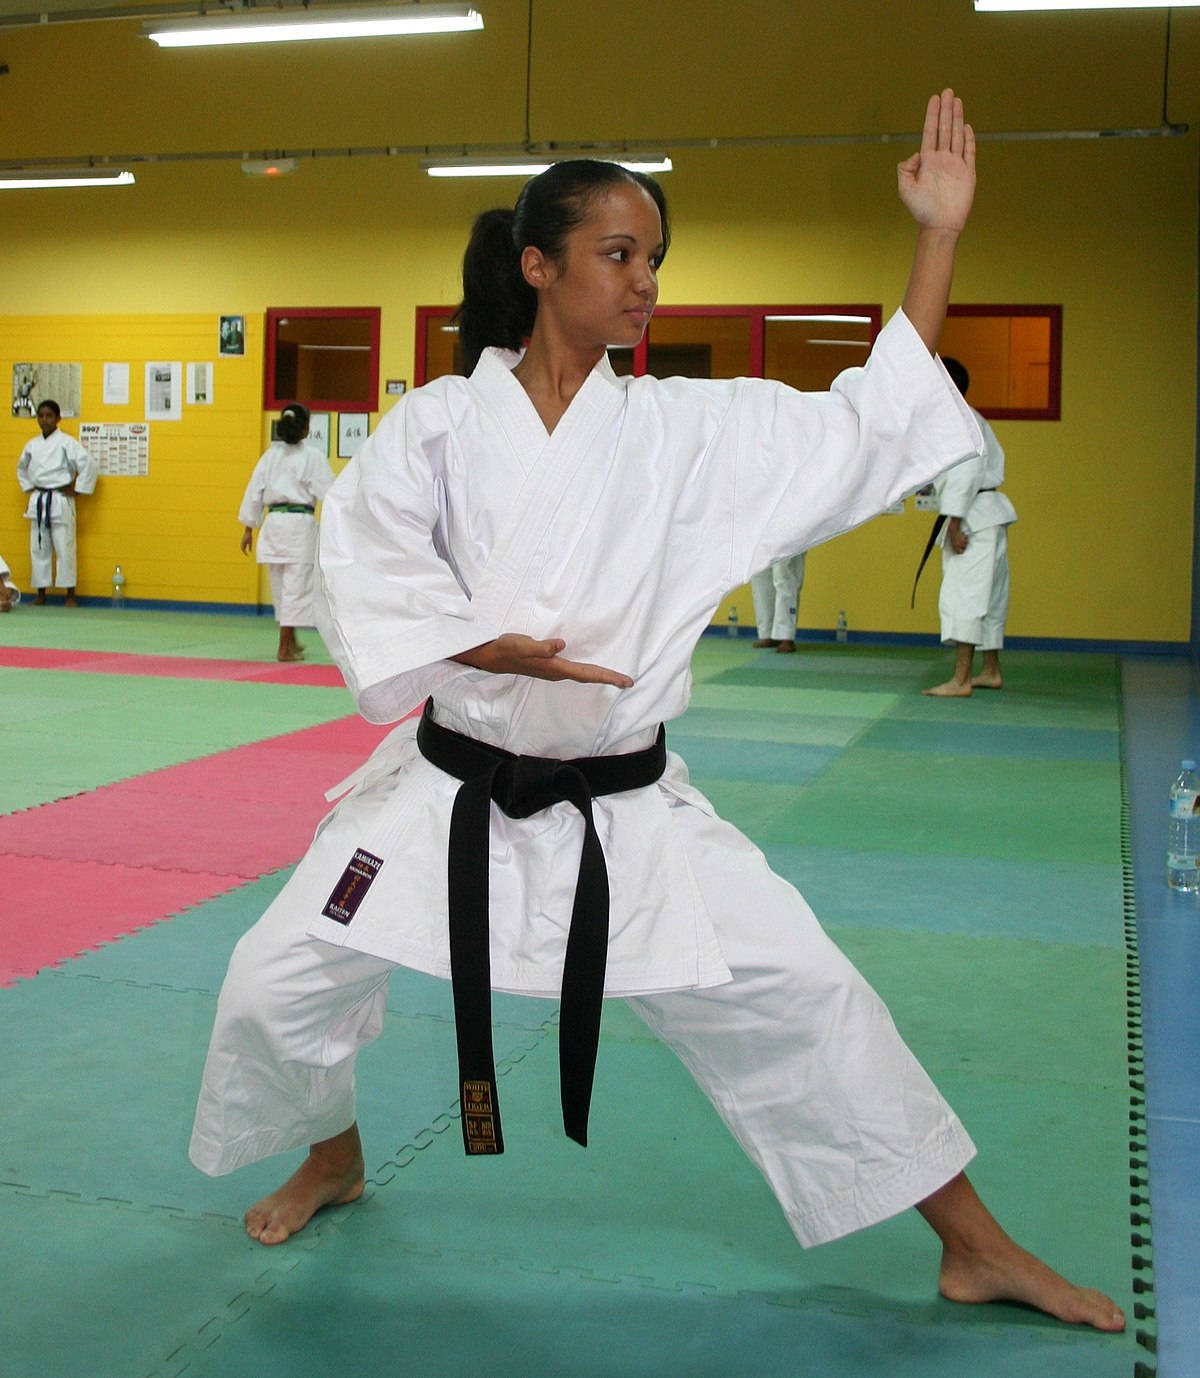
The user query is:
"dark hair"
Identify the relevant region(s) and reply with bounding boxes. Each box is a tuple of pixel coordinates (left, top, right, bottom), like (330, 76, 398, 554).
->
(942, 357, 970, 397)
(37, 399, 61, 418)
(277, 402, 310, 446)
(455, 160, 671, 373)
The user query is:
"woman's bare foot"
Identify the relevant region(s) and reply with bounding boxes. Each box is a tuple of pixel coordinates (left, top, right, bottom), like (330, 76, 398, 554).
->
(939, 1234, 1125, 1330)
(970, 671, 1003, 690)
(919, 1172, 1125, 1332)
(244, 1125, 365, 1246)
(276, 648, 307, 662)
(922, 679, 972, 697)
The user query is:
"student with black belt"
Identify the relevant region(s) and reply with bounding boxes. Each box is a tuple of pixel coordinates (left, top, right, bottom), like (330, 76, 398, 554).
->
(238, 403, 336, 662)
(191, 92, 1122, 1333)
(16, 399, 98, 606)
(920, 357, 1018, 698)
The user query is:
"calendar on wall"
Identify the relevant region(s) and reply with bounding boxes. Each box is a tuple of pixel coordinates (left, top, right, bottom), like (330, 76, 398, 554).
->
(79, 422, 151, 476)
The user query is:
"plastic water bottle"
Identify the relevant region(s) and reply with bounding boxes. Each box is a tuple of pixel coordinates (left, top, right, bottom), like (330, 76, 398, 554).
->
(726, 605, 739, 637)
(111, 564, 125, 609)
(1168, 760, 1200, 892)
(835, 610, 848, 644)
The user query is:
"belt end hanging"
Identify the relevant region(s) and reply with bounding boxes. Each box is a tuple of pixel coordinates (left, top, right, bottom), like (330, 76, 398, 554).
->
(462, 1077, 504, 1155)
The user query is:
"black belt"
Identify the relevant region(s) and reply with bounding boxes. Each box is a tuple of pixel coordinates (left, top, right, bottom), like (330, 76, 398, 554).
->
(267, 503, 315, 514)
(910, 488, 998, 607)
(32, 488, 68, 539)
(416, 699, 667, 1155)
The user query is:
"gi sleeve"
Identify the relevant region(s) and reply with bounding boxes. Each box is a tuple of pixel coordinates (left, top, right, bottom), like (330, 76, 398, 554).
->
(302, 446, 337, 505)
(315, 400, 502, 724)
(236, 451, 270, 529)
(728, 309, 981, 585)
(937, 451, 984, 522)
(67, 436, 100, 496)
(17, 443, 35, 492)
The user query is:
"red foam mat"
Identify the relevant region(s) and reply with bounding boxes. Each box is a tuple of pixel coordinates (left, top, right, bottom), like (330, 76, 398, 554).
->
(0, 856, 245, 985)
(0, 712, 399, 983)
(0, 645, 346, 686)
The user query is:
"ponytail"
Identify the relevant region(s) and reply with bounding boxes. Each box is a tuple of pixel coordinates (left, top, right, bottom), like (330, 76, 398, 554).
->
(277, 402, 310, 446)
(456, 208, 534, 374)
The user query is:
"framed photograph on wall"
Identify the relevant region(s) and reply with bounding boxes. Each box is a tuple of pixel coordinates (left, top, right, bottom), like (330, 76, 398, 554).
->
(219, 315, 246, 357)
(307, 411, 330, 456)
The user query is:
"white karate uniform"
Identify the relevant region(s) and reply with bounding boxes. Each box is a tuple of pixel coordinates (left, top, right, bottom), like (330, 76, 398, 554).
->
(751, 554, 806, 642)
(0, 551, 19, 605)
(192, 311, 982, 1246)
(238, 441, 335, 626)
(16, 428, 99, 590)
(935, 409, 1017, 650)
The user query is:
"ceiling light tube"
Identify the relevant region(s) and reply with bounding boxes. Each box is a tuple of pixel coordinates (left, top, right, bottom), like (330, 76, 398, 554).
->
(0, 168, 134, 189)
(976, 2, 1200, 10)
(145, 4, 483, 49)
(423, 154, 673, 178)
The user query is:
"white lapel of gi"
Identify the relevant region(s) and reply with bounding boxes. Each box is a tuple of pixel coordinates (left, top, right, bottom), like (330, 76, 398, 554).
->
(467, 349, 627, 630)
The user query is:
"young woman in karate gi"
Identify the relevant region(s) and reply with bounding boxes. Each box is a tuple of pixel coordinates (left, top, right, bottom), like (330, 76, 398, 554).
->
(238, 403, 336, 662)
(191, 90, 1123, 1332)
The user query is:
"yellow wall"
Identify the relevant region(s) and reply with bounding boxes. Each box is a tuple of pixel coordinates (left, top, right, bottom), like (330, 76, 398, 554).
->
(0, 1, 1196, 640)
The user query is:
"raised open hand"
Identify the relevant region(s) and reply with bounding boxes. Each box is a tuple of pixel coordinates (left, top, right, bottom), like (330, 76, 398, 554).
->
(897, 89, 976, 235)
(453, 633, 634, 688)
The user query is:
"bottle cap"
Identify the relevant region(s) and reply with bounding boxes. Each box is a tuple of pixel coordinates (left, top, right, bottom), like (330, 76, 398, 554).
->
(1184, 760, 1197, 771)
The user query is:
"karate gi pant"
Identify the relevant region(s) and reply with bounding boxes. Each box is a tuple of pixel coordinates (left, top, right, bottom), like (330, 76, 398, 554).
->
(938, 524, 1009, 651)
(750, 555, 805, 642)
(266, 560, 316, 627)
(190, 802, 974, 1249)
(27, 496, 77, 589)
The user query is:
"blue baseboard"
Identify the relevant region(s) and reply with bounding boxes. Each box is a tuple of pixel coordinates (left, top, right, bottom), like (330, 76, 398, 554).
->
(40, 596, 272, 616)
(702, 624, 1189, 656)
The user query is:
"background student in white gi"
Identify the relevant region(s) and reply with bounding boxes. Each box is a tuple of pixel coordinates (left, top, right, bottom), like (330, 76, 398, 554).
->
(16, 399, 98, 607)
(923, 357, 1017, 697)
(751, 554, 806, 653)
(189, 91, 1122, 1336)
(238, 402, 336, 662)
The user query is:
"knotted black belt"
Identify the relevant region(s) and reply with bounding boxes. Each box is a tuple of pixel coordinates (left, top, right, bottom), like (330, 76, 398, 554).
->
(416, 699, 666, 1156)
(909, 488, 997, 608)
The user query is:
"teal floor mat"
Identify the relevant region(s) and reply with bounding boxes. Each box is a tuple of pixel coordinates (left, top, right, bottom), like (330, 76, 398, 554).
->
(0, 630, 1146, 1377)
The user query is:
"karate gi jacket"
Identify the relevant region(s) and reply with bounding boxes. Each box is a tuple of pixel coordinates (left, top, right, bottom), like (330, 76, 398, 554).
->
(17, 429, 99, 524)
(238, 441, 335, 566)
(306, 310, 981, 995)
(935, 407, 1017, 540)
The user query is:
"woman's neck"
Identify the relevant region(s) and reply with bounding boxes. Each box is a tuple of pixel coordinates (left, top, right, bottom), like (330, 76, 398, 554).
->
(512, 328, 605, 435)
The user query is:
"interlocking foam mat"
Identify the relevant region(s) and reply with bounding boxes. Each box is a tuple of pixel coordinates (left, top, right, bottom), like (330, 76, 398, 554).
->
(0, 627, 1152, 1377)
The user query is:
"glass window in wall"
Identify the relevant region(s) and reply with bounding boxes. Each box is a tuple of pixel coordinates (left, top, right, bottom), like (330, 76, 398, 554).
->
(939, 305, 1061, 420)
(265, 307, 381, 412)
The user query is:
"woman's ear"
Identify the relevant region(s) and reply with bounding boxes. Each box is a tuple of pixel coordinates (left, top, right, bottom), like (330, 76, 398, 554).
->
(521, 244, 553, 289)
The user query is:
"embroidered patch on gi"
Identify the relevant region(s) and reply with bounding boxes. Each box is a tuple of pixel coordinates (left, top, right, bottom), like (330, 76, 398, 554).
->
(462, 1079, 502, 1154)
(321, 848, 384, 925)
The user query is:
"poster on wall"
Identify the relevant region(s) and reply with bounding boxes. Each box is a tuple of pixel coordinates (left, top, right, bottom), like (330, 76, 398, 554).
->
(12, 362, 83, 419)
(307, 412, 330, 456)
(219, 315, 245, 356)
(79, 422, 150, 477)
(103, 363, 130, 407)
(145, 362, 183, 421)
(187, 362, 213, 405)
(338, 412, 368, 459)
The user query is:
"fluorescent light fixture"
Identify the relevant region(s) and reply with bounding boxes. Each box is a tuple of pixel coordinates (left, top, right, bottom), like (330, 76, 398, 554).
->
(765, 314, 872, 324)
(423, 154, 673, 178)
(0, 167, 134, 189)
(976, 1, 1200, 9)
(145, 4, 483, 49)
